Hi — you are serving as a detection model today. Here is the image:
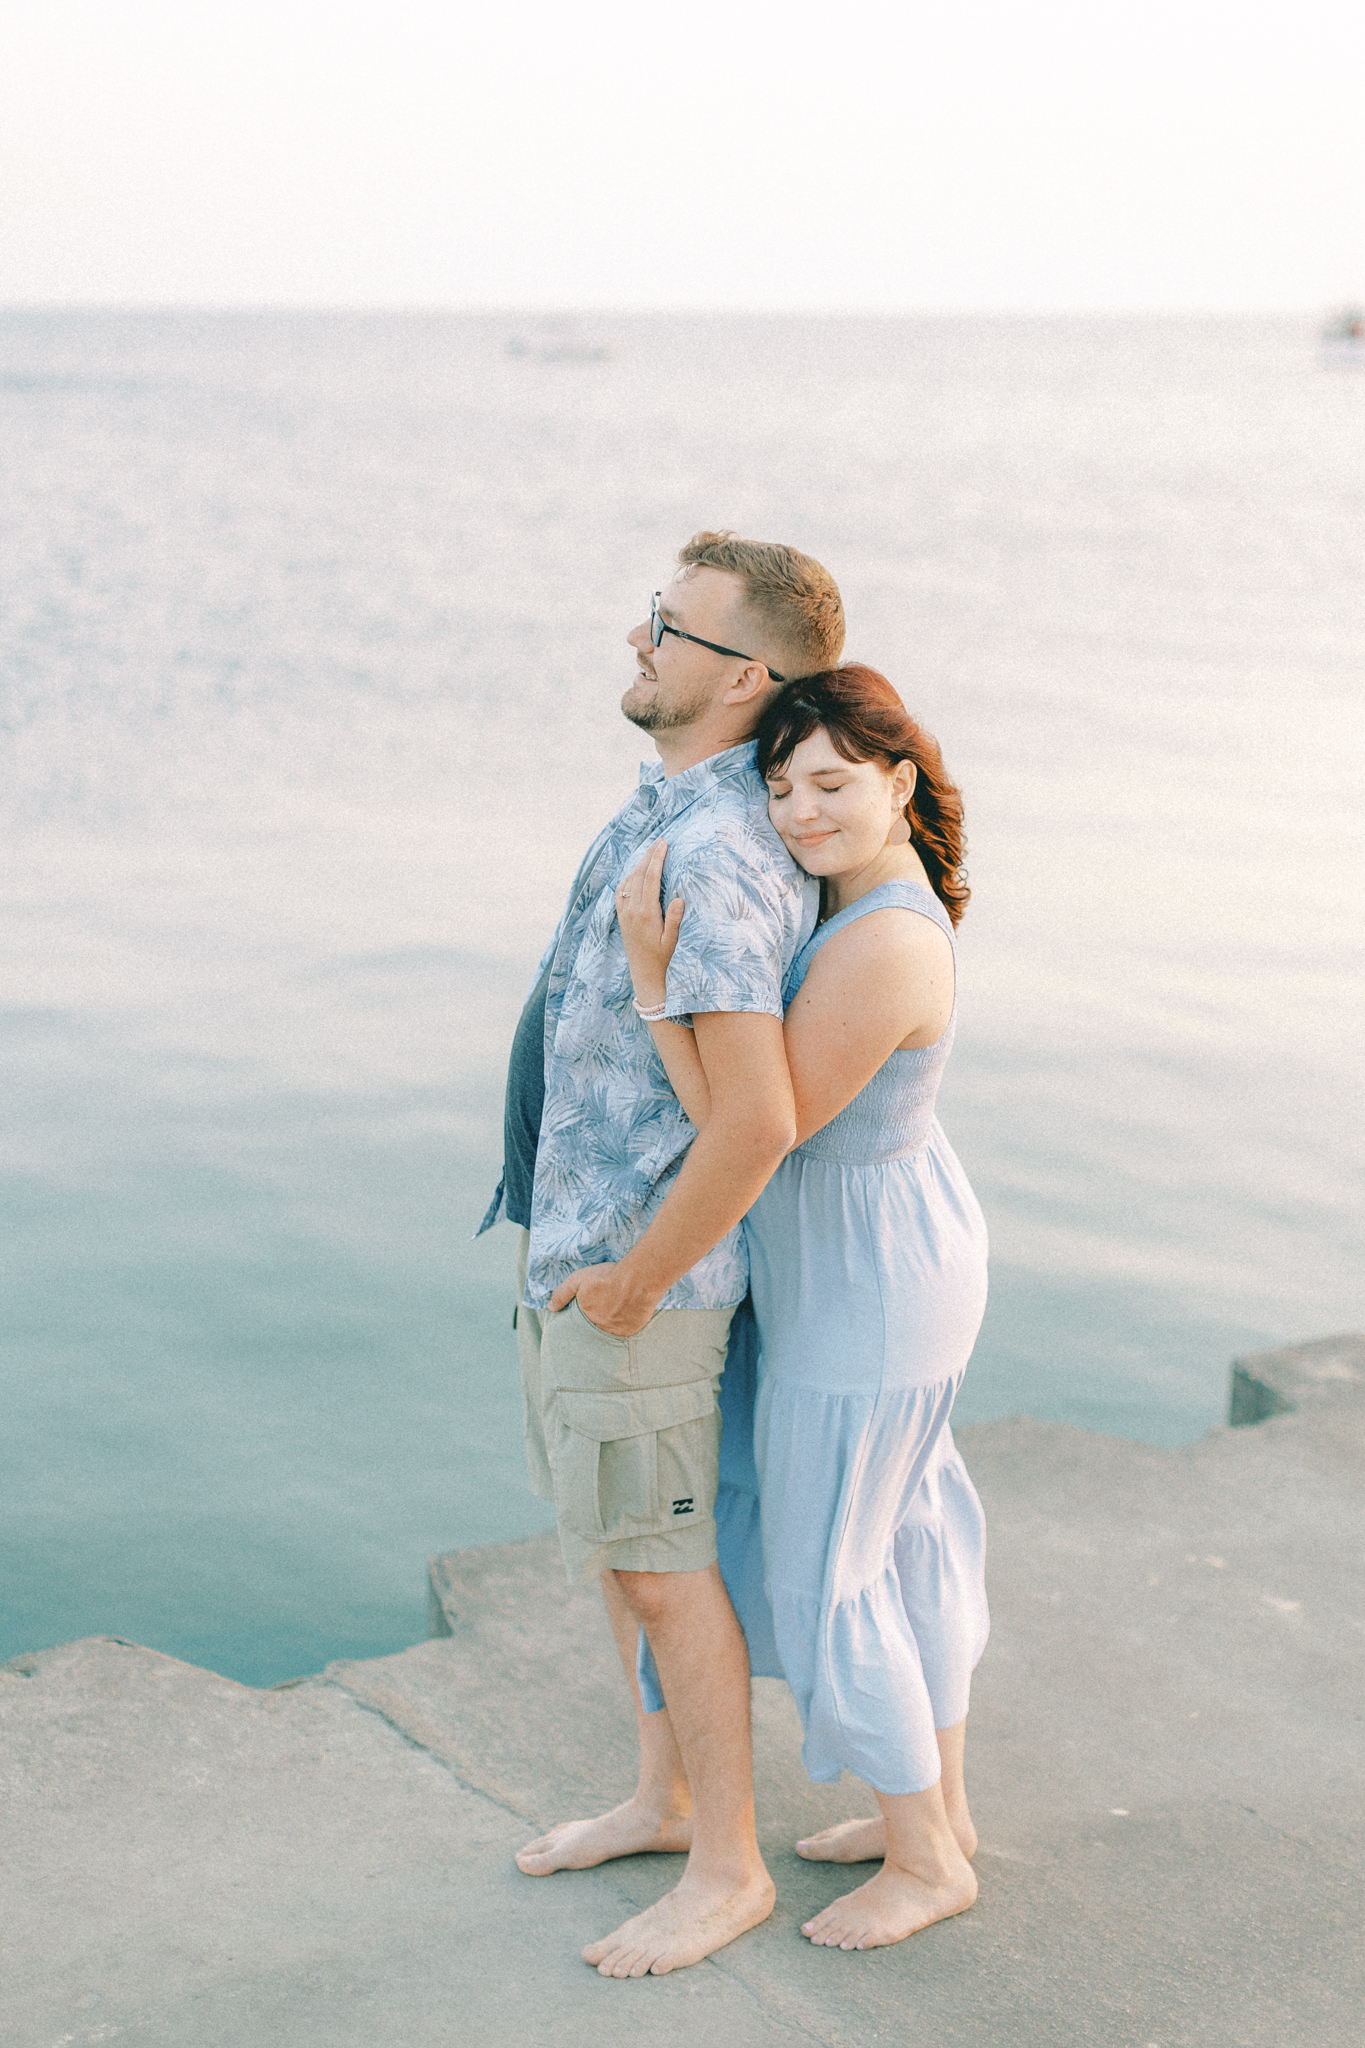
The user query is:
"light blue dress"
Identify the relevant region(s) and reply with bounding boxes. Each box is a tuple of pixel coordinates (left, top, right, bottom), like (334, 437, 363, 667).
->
(747, 878, 990, 1795)
(638, 878, 990, 1799)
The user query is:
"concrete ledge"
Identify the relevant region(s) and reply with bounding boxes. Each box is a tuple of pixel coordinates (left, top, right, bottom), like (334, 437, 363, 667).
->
(3, 1336, 1362, 2046)
(1230, 1331, 1365, 1425)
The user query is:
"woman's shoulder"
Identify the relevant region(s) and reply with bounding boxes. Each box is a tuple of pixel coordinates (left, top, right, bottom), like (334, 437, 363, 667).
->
(825, 866, 953, 943)
(817, 895, 953, 966)
(789, 892, 952, 1008)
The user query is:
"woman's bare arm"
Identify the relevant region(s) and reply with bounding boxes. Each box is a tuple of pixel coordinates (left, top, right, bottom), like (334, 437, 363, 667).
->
(783, 909, 954, 1145)
(645, 1019, 713, 1128)
(619, 848, 954, 1145)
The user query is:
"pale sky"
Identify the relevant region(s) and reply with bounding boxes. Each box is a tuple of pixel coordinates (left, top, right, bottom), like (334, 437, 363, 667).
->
(2, 0, 1362, 311)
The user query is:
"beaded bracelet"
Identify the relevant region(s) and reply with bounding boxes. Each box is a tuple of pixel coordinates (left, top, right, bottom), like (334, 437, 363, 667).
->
(632, 996, 669, 1022)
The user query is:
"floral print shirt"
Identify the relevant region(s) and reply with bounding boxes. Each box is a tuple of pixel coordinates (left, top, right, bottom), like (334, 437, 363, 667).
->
(480, 740, 817, 1311)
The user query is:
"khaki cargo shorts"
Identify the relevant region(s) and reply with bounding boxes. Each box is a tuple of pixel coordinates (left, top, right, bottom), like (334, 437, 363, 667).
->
(513, 1227, 734, 1584)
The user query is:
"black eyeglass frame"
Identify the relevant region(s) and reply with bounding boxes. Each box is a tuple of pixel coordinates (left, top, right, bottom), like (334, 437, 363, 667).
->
(650, 592, 785, 683)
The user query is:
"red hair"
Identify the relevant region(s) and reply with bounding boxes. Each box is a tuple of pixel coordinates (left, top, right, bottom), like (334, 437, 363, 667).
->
(754, 665, 970, 926)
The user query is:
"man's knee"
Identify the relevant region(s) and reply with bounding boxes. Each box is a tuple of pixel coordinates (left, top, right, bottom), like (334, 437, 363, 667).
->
(611, 1566, 705, 1627)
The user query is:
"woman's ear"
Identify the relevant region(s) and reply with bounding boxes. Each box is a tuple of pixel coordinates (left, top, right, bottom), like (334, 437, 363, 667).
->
(892, 760, 917, 810)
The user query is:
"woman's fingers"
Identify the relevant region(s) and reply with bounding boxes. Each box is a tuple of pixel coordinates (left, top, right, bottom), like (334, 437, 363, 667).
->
(617, 840, 669, 925)
(630, 838, 666, 890)
(614, 842, 681, 1003)
(633, 840, 667, 917)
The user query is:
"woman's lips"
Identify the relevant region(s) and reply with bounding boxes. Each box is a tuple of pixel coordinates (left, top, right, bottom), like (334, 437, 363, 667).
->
(793, 830, 836, 846)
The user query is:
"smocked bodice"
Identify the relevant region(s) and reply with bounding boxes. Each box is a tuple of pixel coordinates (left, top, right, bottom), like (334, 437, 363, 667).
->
(784, 878, 956, 1166)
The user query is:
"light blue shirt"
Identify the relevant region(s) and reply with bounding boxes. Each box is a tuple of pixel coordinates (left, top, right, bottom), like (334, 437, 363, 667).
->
(480, 740, 817, 1311)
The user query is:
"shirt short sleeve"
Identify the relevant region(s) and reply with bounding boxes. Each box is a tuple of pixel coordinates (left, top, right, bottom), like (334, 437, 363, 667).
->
(661, 826, 793, 1020)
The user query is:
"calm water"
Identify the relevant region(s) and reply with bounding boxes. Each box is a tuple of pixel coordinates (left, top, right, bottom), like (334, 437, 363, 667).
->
(2, 311, 1361, 1684)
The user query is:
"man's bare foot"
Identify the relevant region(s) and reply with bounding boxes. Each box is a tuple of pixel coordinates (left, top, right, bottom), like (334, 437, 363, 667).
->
(516, 1798, 692, 1875)
(802, 1854, 977, 1951)
(797, 1803, 977, 1865)
(582, 1870, 776, 1977)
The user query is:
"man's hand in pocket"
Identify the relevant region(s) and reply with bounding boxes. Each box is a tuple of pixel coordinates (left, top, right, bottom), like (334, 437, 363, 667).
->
(549, 1262, 658, 1336)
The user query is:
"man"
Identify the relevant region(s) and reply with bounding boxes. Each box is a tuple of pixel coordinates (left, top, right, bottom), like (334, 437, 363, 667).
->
(478, 530, 845, 1976)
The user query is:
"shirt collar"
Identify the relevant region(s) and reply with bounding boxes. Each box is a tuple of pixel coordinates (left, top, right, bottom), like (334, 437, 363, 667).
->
(637, 740, 757, 822)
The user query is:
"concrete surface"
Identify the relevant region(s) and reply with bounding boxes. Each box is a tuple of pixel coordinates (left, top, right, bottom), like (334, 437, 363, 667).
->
(3, 1336, 1362, 2047)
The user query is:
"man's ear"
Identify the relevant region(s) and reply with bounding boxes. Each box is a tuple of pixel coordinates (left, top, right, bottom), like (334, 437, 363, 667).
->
(724, 661, 775, 708)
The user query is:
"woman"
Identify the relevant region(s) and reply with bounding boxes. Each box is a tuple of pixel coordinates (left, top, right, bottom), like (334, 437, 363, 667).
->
(616, 664, 990, 1953)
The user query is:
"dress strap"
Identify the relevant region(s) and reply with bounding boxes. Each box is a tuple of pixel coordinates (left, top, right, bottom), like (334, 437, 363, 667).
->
(785, 879, 953, 1004)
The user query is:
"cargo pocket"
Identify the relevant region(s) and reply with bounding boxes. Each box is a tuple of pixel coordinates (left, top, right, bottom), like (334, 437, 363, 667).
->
(551, 1378, 720, 1546)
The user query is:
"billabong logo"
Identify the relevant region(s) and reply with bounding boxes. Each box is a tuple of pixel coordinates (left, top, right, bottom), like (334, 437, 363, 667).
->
(672, 1497, 694, 1516)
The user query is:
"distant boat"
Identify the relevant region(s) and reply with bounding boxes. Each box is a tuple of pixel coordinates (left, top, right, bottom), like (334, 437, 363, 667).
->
(505, 333, 610, 363)
(1320, 306, 1365, 365)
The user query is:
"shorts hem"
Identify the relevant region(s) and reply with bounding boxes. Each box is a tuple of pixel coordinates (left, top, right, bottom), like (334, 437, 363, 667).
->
(560, 1518, 719, 1584)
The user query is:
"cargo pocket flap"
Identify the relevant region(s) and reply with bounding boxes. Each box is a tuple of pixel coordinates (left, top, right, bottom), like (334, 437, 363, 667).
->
(559, 1377, 717, 1444)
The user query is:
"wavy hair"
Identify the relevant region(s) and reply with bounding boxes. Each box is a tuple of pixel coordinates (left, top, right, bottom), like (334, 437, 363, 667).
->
(754, 665, 970, 926)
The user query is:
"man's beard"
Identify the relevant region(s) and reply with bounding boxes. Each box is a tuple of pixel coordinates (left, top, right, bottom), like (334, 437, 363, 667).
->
(622, 678, 711, 734)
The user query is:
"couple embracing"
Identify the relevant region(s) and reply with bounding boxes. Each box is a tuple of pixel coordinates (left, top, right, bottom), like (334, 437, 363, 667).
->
(479, 531, 989, 1976)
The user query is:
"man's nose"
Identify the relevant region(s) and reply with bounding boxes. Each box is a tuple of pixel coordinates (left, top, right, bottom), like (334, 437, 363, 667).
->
(627, 620, 651, 652)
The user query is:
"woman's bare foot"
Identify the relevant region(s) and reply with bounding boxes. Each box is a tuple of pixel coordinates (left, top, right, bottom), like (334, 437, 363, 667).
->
(797, 1800, 977, 1865)
(945, 1795, 977, 1860)
(801, 1853, 977, 1951)
(516, 1796, 692, 1875)
(796, 1816, 886, 1865)
(582, 1869, 776, 1977)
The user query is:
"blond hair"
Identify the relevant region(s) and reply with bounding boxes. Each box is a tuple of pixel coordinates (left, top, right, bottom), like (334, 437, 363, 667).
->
(677, 530, 844, 678)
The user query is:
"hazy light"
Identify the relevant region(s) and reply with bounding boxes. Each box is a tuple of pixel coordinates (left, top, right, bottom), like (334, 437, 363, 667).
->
(1, 0, 1362, 308)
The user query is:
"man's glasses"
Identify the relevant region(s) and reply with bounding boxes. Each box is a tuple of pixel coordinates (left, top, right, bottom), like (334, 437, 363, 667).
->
(650, 593, 785, 683)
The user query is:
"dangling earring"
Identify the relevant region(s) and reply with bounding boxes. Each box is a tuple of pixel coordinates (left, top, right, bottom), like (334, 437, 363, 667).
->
(887, 811, 911, 847)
